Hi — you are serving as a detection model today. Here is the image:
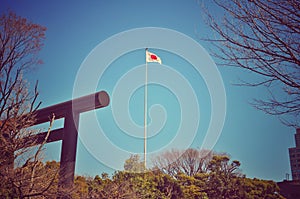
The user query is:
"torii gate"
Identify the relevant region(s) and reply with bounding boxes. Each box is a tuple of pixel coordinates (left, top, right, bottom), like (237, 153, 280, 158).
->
(27, 90, 109, 190)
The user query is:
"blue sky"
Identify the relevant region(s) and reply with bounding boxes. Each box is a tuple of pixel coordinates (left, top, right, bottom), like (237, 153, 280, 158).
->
(1, 0, 296, 182)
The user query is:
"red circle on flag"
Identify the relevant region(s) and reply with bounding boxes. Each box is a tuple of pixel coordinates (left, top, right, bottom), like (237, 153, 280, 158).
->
(151, 55, 157, 60)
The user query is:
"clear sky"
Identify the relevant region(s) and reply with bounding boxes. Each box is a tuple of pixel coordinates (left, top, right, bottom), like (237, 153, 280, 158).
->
(0, 0, 296, 182)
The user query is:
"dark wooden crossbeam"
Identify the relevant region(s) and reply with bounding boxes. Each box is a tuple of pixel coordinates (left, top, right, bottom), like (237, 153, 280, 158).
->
(18, 128, 64, 150)
(34, 90, 109, 124)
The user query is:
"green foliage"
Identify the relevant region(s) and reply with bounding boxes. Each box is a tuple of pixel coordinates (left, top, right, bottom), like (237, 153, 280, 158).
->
(124, 154, 146, 173)
(108, 170, 183, 199)
(0, 150, 285, 198)
(241, 178, 285, 199)
(96, 153, 283, 199)
(176, 173, 208, 198)
(0, 160, 60, 198)
(73, 176, 88, 199)
(205, 155, 242, 199)
(63, 152, 286, 199)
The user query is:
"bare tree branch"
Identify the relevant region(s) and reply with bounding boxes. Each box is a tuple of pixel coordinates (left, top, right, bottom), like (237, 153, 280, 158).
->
(151, 148, 215, 177)
(202, 0, 300, 125)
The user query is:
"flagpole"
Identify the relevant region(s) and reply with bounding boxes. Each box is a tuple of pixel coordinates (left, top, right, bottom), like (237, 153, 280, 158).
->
(144, 49, 148, 169)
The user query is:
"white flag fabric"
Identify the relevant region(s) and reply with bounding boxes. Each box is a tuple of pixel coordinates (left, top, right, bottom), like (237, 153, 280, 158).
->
(146, 50, 162, 64)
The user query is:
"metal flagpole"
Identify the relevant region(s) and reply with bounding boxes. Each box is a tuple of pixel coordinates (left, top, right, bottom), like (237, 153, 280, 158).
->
(144, 48, 148, 169)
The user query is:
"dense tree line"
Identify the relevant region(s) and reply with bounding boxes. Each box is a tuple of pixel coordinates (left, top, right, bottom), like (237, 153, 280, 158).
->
(71, 150, 284, 199)
(1, 149, 285, 198)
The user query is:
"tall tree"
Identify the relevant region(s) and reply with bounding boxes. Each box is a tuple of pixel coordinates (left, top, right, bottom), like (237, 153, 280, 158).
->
(124, 154, 146, 173)
(151, 148, 215, 177)
(205, 155, 242, 199)
(0, 11, 58, 198)
(203, 0, 300, 125)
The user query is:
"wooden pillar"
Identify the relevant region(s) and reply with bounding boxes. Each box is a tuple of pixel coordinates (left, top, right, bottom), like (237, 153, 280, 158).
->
(58, 111, 79, 191)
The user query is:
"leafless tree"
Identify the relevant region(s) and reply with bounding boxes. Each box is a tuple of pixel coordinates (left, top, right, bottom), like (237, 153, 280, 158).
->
(203, 0, 300, 125)
(151, 148, 215, 177)
(0, 11, 60, 198)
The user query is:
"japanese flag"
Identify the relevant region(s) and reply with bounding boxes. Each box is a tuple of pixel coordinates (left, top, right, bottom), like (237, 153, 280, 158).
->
(146, 50, 162, 64)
